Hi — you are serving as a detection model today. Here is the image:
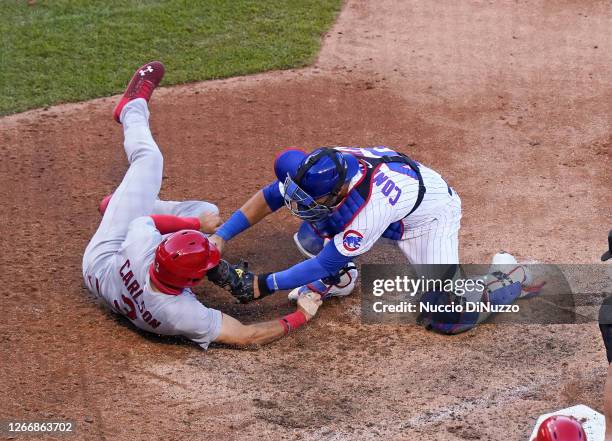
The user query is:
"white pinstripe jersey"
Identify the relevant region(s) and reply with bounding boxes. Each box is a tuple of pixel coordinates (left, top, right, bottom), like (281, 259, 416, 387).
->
(331, 147, 457, 257)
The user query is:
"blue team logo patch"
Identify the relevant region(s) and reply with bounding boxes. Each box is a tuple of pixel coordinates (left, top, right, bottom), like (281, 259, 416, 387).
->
(343, 230, 364, 252)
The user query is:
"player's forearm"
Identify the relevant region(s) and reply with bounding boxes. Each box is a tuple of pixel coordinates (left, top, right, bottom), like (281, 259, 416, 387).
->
(215, 191, 271, 242)
(241, 190, 272, 225)
(215, 316, 284, 347)
(265, 257, 333, 292)
(241, 320, 288, 346)
(263, 242, 353, 293)
(149, 214, 200, 234)
(606, 364, 612, 441)
(215, 310, 309, 347)
(242, 310, 311, 345)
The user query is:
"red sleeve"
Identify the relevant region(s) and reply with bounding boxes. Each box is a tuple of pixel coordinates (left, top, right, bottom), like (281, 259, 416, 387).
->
(149, 215, 201, 234)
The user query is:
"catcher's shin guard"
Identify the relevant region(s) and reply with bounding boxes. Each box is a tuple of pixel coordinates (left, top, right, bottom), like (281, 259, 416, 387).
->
(419, 256, 538, 335)
(294, 221, 326, 258)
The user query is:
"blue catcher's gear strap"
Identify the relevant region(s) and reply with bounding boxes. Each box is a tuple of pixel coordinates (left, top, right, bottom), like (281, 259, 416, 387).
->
(317, 152, 425, 234)
(294, 148, 348, 205)
(376, 153, 426, 216)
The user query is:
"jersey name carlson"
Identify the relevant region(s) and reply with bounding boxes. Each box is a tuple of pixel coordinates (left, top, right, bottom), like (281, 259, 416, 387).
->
(114, 259, 162, 329)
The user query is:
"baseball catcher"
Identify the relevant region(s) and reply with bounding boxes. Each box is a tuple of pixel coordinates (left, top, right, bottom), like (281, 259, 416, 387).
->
(205, 146, 543, 333)
(82, 62, 322, 349)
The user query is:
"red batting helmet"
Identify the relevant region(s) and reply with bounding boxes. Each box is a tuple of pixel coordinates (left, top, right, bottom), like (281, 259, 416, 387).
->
(149, 230, 220, 294)
(536, 415, 587, 441)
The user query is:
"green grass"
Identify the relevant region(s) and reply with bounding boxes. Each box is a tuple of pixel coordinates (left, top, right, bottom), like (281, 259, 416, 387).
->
(0, 0, 342, 115)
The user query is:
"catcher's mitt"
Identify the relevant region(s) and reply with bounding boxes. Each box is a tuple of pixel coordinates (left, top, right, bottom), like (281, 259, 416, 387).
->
(206, 260, 271, 303)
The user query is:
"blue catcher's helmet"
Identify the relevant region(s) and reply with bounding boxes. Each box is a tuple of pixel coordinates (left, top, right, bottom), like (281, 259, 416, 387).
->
(275, 147, 359, 221)
(274, 148, 306, 182)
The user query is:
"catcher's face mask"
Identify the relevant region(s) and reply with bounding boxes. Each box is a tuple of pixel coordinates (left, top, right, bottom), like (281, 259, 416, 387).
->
(282, 148, 348, 221)
(282, 176, 337, 221)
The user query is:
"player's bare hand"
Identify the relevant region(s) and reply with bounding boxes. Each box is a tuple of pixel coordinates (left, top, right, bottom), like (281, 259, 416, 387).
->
(297, 292, 322, 321)
(253, 275, 261, 299)
(199, 212, 222, 235)
(208, 233, 226, 254)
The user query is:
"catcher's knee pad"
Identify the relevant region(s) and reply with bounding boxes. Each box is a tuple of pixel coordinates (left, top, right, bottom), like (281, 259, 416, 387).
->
(418, 290, 479, 335)
(294, 221, 325, 258)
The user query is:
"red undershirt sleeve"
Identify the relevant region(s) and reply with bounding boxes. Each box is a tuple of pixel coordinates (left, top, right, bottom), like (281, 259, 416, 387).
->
(149, 215, 201, 234)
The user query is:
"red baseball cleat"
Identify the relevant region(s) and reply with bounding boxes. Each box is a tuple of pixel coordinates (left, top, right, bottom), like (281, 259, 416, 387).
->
(113, 61, 165, 123)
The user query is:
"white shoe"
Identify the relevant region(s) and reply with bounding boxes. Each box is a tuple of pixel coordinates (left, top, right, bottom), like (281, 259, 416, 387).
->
(490, 251, 518, 268)
(288, 263, 358, 301)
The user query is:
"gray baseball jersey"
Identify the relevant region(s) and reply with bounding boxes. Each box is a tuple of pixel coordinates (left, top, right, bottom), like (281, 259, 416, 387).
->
(82, 99, 222, 349)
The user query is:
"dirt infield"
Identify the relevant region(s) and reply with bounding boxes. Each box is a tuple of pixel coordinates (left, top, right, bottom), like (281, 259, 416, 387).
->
(1, 1, 610, 440)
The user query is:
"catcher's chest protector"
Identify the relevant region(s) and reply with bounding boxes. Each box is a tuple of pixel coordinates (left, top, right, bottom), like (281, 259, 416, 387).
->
(311, 153, 425, 240)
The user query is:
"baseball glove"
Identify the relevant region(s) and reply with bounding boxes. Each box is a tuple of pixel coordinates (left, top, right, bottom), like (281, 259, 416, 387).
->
(206, 260, 267, 303)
